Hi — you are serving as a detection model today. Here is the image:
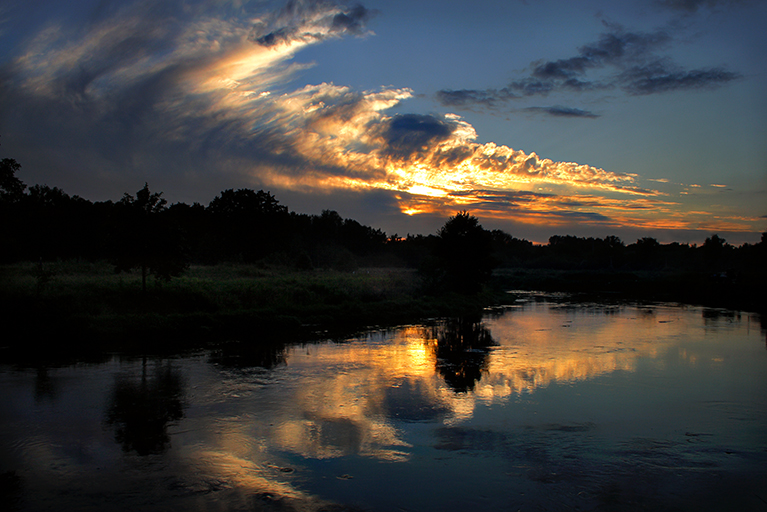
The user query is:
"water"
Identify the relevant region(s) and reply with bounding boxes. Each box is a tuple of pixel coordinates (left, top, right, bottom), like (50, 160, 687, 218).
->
(2, 294, 766, 511)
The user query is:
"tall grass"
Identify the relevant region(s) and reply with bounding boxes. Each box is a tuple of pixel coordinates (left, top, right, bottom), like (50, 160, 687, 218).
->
(1, 262, 497, 353)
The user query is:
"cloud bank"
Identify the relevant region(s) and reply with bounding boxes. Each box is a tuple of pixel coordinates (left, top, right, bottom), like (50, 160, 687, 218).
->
(0, 0, 759, 238)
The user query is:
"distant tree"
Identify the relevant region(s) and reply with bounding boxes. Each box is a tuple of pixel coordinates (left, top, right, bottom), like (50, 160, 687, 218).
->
(0, 157, 27, 262)
(601, 235, 625, 269)
(489, 229, 534, 267)
(111, 184, 188, 292)
(207, 188, 289, 261)
(0, 158, 26, 203)
(424, 211, 495, 293)
(701, 234, 732, 272)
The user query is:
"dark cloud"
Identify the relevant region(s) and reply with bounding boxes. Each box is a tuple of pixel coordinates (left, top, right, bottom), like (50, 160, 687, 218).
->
(655, 0, 751, 13)
(525, 106, 600, 118)
(331, 4, 372, 35)
(506, 79, 558, 96)
(436, 25, 739, 110)
(436, 88, 516, 107)
(450, 189, 556, 203)
(531, 30, 672, 80)
(383, 114, 456, 158)
(619, 61, 741, 95)
(446, 190, 614, 221)
(254, 27, 293, 47)
(0, 0, 386, 201)
(252, 0, 375, 47)
(550, 210, 613, 221)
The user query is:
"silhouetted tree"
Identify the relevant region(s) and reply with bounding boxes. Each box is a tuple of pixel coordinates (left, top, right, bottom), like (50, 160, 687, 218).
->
(425, 211, 495, 293)
(111, 184, 188, 292)
(489, 229, 535, 267)
(207, 188, 289, 261)
(701, 234, 732, 272)
(0, 158, 26, 203)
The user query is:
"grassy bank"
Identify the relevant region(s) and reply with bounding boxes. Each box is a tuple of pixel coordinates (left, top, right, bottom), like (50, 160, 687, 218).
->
(0, 261, 502, 356)
(3, 261, 763, 358)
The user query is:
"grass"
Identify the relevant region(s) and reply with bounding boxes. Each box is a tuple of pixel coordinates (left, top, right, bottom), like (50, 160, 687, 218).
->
(3, 260, 762, 359)
(0, 261, 502, 356)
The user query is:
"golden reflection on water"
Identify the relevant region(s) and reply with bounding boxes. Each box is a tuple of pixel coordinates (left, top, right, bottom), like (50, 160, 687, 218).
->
(272, 327, 442, 462)
(265, 303, 707, 462)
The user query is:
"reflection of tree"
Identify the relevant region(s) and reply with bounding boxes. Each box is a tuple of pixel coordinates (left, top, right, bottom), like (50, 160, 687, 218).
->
(34, 367, 58, 403)
(106, 359, 185, 455)
(432, 317, 496, 393)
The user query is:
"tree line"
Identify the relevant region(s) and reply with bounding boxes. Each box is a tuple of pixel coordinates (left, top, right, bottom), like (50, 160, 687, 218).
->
(1, 156, 765, 290)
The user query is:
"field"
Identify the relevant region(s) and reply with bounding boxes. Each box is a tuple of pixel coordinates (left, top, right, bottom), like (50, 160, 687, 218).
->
(0, 261, 499, 355)
(2, 260, 764, 358)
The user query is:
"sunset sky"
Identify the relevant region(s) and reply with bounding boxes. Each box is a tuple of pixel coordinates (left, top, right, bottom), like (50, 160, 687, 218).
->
(1, 0, 765, 244)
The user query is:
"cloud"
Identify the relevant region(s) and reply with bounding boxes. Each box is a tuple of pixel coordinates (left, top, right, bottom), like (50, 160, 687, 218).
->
(251, 0, 375, 47)
(3, 0, 716, 237)
(655, 0, 752, 13)
(619, 61, 740, 95)
(382, 114, 457, 158)
(436, 25, 740, 109)
(525, 106, 599, 118)
(435, 88, 516, 108)
(531, 29, 672, 81)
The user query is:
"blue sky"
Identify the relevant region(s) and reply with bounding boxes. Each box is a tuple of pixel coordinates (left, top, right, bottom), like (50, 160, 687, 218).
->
(1, 0, 765, 244)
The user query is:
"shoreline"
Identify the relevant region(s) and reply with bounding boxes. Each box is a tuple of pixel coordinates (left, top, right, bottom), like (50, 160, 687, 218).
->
(2, 262, 764, 359)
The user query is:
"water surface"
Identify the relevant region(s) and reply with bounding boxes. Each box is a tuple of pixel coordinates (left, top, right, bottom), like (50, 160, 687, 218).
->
(2, 295, 766, 511)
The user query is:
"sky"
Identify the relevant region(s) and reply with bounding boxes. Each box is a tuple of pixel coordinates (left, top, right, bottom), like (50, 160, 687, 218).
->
(1, 0, 765, 244)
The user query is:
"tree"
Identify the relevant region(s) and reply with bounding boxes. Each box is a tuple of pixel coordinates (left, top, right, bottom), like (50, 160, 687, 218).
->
(0, 157, 27, 262)
(207, 188, 289, 261)
(425, 211, 495, 293)
(111, 184, 188, 292)
(0, 158, 26, 203)
(701, 234, 732, 272)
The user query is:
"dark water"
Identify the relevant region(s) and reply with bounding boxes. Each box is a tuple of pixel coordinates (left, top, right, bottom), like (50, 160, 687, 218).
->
(2, 294, 766, 511)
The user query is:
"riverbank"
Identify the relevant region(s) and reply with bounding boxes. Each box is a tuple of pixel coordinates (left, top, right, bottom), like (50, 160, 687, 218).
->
(2, 262, 764, 358)
(0, 262, 500, 357)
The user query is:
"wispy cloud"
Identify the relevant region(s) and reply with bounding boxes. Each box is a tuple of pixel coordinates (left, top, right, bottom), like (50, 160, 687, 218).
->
(525, 106, 599, 118)
(655, 0, 752, 13)
(251, 0, 375, 47)
(436, 24, 740, 112)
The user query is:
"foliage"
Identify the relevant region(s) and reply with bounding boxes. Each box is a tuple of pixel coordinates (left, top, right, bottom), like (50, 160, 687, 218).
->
(422, 211, 495, 293)
(111, 183, 189, 291)
(0, 158, 26, 203)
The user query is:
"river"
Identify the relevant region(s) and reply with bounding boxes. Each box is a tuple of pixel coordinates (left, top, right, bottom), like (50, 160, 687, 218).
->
(1, 293, 766, 511)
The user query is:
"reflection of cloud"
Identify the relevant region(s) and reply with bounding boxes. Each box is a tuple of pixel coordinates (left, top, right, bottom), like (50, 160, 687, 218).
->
(260, 307, 694, 461)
